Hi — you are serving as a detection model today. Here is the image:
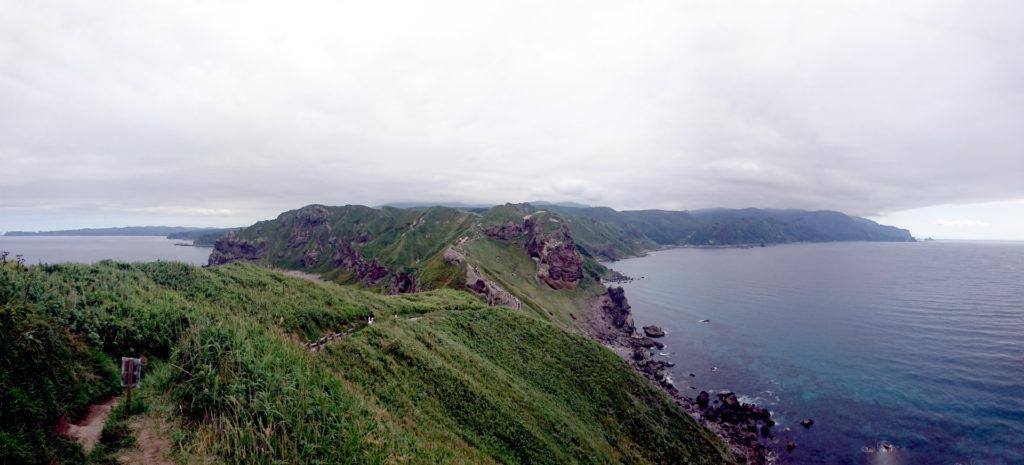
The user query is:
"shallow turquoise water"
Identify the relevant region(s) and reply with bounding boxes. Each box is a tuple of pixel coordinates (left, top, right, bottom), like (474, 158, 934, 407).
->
(609, 241, 1024, 465)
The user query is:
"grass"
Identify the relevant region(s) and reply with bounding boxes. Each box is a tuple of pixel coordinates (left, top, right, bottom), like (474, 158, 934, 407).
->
(462, 235, 606, 327)
(0, 260, 735, 465)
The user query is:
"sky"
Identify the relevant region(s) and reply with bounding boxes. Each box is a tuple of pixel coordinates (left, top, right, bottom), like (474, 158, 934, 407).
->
(1, 1, 1022, 239)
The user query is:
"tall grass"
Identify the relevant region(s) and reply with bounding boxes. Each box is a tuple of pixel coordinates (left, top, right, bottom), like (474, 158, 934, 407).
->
(1, 261, 734, 465)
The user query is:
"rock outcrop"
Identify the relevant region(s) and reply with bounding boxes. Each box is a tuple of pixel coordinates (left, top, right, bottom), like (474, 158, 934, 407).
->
(643, 325, 665, 338)
(524, 216, 584, 289)
(390, 271, 417, 294)
(332, 241, 388, 284)
(281, 205, 330, 248)
(465, 264, 521, 309)
(208, 234, 268, 266)
(604, 286, 635, 332)
(483, 221, 524, 240)
(482, 214, 584, 290)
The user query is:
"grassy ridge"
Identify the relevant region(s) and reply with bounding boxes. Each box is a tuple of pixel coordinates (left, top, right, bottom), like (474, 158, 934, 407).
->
(0, 261, 734, 465)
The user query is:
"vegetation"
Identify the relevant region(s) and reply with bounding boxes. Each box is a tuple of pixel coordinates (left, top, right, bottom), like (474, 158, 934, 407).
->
(0, 260, 735, 465)
(526, 204, 916, 259)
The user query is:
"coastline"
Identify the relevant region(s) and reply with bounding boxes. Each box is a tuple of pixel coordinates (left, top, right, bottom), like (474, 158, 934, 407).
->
(583, 287, 777, 465)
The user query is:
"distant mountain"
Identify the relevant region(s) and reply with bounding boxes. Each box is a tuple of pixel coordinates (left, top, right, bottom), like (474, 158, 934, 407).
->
(4, 226, 203, 237)
(380, 200, 594, 209)
(528, 200, 594, 208)
(531, 204, 914, 260)
(166, 227, 240, 246)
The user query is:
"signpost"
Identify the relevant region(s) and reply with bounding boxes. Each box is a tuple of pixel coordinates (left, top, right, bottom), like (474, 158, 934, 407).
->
(120, 357, 141, 414)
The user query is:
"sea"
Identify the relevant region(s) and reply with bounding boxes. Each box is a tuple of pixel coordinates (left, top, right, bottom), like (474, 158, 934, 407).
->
(0, 236, 211, 265)
(608, 241, 1024, 465)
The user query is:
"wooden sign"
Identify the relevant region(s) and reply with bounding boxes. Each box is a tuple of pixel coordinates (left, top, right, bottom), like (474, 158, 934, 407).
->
(120, 357, 141, 388)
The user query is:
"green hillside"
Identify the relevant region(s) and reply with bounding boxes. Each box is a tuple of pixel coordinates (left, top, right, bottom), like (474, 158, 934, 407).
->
(0, 260, 734, 465)
(523, 204, 915, 260)
(208, 204, 616, 323)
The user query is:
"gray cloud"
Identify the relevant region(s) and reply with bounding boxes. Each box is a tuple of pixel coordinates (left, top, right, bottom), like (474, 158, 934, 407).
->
(2, 0, 1022, 230)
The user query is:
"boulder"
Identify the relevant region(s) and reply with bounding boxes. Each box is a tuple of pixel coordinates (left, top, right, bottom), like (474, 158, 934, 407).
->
(642, 325, 665, 338)
(696, 391, 711, 408)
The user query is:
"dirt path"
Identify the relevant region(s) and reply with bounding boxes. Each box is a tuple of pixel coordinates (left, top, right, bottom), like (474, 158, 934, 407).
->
(116, 415, 177, 465)
(62, 396, 120, 451)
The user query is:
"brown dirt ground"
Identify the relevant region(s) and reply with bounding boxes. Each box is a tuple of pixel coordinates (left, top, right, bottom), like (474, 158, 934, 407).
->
(63, 396, 120, 452)
(115, 414, 177, 465)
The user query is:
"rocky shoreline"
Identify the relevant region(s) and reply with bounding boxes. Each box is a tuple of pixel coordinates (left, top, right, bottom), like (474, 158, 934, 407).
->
(585, 286, 777, 465)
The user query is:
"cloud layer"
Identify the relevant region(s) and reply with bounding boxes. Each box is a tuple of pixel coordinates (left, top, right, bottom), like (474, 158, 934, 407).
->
(2, 0, 1022, 229)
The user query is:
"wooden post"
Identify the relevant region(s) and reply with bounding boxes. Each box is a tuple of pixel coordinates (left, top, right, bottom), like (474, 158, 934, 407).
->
(121, 357, 141, 415)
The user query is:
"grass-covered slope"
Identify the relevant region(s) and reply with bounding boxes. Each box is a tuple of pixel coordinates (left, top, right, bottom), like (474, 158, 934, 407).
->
(0, 261, 734, 465)
(214, 204, 478, 290)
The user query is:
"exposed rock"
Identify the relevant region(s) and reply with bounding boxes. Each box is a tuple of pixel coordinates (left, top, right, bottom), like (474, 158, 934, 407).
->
(483, 214, 584, 290)
(524, 217, 584, 289)
(390, 271, 417, 294)
(353, 230, 372, 244)
(643, 325, 665, 338)
(300, 246, 322, 268)
(697, 391, 710, 408)
(786, 441, 797, 451)
(465, 265, 521, 308)
(583, 281, 776, 464)
(483, 221, 525, 240)
(800, 418, 814, 428)
(281, 205, 330, 248)
(633, 337, 665, 350)
(605, 287, 634, 331)
(443, 247, 465, 264)
(208, 234, 268, 265)
(332, 242, 388, 284)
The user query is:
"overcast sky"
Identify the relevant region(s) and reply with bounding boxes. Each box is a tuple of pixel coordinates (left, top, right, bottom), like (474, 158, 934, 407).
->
(2, 1, 1022, 238)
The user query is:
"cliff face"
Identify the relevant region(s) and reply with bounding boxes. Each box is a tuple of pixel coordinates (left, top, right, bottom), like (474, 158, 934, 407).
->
(525, 216, 584, 290)
(587, 286, 636, 343)
(208, 235, 268, 265)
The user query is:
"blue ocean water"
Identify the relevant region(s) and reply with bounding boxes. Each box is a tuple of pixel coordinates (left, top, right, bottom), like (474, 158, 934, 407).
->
(609, 241, 1024, 465)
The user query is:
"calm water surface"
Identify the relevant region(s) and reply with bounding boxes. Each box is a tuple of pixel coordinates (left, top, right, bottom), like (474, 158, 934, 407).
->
(0, 236, 211, 265)
(609, 241, 1024, 465)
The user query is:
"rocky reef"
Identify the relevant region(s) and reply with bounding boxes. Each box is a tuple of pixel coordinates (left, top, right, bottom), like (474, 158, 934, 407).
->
(208, 234, 268, 265)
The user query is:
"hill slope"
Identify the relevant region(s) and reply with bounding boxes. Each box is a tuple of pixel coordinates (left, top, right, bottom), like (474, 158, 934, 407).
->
(526, 204, 915, 260)
(0, 260, 734, 465)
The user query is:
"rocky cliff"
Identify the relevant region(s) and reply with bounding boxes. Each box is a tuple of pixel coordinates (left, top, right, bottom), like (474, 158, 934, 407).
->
(208, 234, 268, 265)
(483, 213, 585, 290)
